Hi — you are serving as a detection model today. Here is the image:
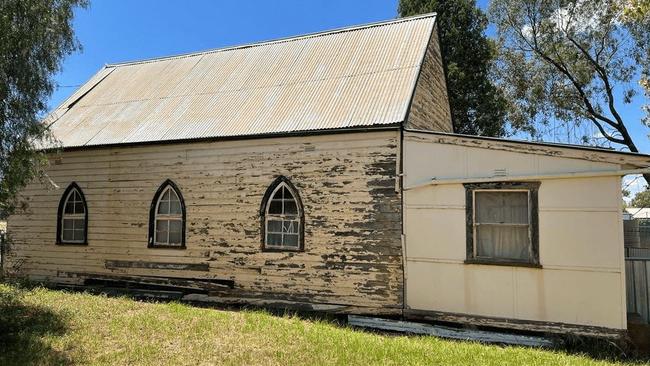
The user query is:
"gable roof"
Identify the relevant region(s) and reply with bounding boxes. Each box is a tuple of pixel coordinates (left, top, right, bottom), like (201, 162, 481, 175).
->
(46, 14, 438, 148)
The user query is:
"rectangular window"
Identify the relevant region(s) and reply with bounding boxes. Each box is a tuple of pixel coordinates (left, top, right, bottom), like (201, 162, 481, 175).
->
(464, 182, 540, 267)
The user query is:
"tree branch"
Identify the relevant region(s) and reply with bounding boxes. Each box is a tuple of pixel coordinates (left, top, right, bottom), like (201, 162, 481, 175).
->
(588, 116, 625, 144)
(564, 34, 638, 151)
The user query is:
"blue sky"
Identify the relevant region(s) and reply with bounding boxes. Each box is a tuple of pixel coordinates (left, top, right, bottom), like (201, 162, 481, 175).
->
(50, 0, 650, 157)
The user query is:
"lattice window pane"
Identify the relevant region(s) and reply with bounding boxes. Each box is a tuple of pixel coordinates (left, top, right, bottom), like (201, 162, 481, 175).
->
(152, 184, 184, 247)
(264, 182, 302, 249)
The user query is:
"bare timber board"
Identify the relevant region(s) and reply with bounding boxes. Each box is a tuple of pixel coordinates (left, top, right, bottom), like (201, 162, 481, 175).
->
(348, 315, 555, 347)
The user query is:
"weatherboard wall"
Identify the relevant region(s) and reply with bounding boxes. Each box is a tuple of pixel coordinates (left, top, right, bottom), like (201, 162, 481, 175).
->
(405, 24, 452, 133)
(6, 130, 403, 311)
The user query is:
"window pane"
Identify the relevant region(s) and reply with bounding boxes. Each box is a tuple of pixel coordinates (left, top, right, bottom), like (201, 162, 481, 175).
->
(476, 192, 528, 224)
(269, 200, 282, 214)
(156, 219, 168, 231)
(476, 225, 529, 260)
(267, 220, 283, 233)
(284, 200, 297, 214)
(283, 234, 299, 248)
(74, 202, 85, 214)
(162, 189, 171, 201)
(283, 220, 299, 234)
(168, 231, 181, 245)
(169, 220, 182, 233)
(155, 231, 167, 244)
(64, 201, 74, 214)
(73, 219, 85, 231)
(62, 229, 74, 241)
(158, 201, 170, 215)
(283, 187, 294, 201)
(73, 229, 85, 241)
(267, 233, 283, 246)
(169, 200, 182, 215)
(63, 219, 74, 230)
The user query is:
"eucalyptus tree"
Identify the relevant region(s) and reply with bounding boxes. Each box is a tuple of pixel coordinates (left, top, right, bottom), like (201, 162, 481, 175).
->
(490, 0, 650, 181)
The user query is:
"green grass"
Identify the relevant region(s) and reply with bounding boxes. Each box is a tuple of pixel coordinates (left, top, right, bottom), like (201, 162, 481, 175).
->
(0, 282, 646, 366)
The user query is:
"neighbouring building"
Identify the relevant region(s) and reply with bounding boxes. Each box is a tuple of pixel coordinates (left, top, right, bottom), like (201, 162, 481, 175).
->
(5, 14, 650, 338)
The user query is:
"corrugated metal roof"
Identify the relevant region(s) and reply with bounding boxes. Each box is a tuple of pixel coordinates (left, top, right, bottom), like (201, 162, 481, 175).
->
(47, 14, 437, 148)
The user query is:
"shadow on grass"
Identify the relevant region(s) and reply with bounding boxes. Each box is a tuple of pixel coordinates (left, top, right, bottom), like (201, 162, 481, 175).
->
(24, 284, 650, 365)
(0, 282, 73, 366)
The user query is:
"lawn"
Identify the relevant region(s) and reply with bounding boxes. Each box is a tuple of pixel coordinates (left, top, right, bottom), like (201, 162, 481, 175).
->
(0, 282, 645, 366)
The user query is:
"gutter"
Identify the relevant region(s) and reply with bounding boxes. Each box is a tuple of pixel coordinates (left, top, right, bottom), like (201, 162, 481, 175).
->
(404, 168, 650, 190)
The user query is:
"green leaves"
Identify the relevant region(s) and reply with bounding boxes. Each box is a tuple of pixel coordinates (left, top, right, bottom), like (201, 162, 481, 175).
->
(489, 0, 648, 150)
(399, 0, 508, 137)
(0, 0, 87, 215)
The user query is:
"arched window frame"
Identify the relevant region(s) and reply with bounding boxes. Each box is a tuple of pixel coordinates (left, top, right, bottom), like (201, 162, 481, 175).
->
(148, 179, 186, 249)
(56, 182, 88, 245)
(260, 176, 305, 252)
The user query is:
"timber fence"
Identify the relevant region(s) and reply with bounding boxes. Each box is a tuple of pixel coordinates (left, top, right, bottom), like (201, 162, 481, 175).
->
(625, 246, 650, 324)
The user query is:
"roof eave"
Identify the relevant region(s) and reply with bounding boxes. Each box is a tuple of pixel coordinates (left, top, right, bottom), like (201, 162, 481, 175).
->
(404, 128, 650, 168)
(42, 123, 403, 153)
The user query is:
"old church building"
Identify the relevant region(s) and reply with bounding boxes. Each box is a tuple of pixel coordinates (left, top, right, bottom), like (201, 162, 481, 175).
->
(7, 14, 650, 338)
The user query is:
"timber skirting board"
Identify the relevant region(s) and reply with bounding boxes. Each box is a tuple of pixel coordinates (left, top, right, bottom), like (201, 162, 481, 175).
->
(181, 294, 403, 316)
(403, 309, 626, 339)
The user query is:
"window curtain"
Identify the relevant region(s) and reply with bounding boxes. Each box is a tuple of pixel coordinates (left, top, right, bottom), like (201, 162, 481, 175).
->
(475, 191, 530, 260)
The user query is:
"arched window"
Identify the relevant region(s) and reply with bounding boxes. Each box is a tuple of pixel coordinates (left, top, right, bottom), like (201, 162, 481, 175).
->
(57, 182, 88, 245)
(149, 180, 186, 248)
(261, 176, 304, 251)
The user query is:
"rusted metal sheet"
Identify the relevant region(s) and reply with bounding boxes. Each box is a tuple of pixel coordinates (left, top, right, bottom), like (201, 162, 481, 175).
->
(46, 14, 436, 148)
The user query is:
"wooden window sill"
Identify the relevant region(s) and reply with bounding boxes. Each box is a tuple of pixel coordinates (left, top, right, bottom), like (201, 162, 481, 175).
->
(56, 242, 88, 246)
(261, 248, 303, 253)
(147, 244, 186, 250)
(464, 259, 542, 269)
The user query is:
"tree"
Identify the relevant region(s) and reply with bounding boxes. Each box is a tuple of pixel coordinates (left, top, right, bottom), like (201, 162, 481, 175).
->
(399, 0, 510, 136)
(631, 187, 650, 208)
(0, 0, 87, 216)
(622, 0, 650, 121)
(489, 0, 650, 183)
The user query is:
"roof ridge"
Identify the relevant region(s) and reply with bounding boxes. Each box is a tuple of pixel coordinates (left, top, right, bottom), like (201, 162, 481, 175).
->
(106, 12, 437, 68)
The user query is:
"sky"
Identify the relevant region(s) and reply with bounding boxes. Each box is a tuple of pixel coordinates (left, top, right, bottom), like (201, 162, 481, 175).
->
(49, 0, 650, 194)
